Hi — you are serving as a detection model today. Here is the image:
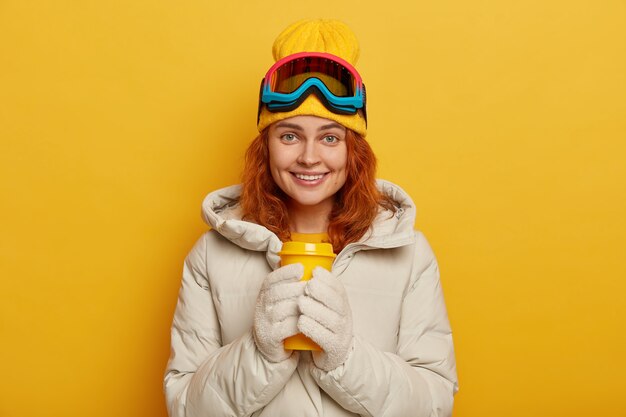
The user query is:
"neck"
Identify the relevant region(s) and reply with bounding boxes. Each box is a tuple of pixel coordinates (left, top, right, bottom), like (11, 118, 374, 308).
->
(287, 199, 333, 233)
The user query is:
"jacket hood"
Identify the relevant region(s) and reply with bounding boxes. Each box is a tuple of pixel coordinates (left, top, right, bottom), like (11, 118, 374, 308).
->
(201, 179, 417, 269)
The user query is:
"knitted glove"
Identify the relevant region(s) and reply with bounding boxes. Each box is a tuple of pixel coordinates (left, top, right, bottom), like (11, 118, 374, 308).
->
(297, 267, 354, 371)
(253, 263, 306, 362)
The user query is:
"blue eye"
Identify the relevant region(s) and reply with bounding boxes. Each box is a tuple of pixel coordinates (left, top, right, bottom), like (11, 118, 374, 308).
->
(322, 135, 339, 144)
(281, 133, 297, 142)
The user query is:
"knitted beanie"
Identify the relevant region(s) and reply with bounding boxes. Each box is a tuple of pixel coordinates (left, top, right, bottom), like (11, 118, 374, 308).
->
(257, 19, 367, 137)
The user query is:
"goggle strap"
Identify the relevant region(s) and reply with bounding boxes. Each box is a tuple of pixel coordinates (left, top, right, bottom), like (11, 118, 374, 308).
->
(362, 83, 367, 127)
(257, 79, 264, 125)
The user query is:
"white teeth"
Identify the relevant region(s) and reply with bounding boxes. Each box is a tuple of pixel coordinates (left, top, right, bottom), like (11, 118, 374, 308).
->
(295, 173, 324, 181)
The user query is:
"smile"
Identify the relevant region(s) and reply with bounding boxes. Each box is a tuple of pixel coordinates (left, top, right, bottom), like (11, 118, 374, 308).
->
(294, 173, 326, 181)
(290, 172, 330, 184)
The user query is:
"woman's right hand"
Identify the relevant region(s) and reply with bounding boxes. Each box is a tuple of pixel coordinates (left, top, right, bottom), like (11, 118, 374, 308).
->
(253, 263, 306, 362)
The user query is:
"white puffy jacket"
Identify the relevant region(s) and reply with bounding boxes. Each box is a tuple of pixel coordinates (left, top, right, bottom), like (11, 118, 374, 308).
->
(164, 180, 458, 417)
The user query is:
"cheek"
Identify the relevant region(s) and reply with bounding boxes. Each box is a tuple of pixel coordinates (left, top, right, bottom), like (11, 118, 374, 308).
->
(268, 143, 283, 171)
(266, 151, 280, 183)
(268, 140, 294, 171)
(269, 154, 290, 177)
(331, 153, 348, 186)
(331, 150, 348, 173)
(268, 158, 283, 185)
(338, 153, 349, 185)
(268, 153, 293, 190)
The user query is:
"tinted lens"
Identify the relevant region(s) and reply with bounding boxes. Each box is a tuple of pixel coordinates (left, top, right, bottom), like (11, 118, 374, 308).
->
(271, 57, 355, 97)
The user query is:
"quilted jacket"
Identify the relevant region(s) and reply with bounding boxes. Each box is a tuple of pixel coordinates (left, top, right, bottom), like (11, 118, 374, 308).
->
(164, 179, 458, 417)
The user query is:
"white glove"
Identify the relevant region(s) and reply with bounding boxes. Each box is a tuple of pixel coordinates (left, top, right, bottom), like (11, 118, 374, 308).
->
(253, 263, 306, 362)
(297, 267, 354, 371)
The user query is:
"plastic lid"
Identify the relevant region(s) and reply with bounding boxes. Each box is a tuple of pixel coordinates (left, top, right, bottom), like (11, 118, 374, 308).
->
(279, 241, 336, 258)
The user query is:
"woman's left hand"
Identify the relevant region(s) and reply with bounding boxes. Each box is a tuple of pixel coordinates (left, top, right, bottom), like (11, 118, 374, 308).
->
(297, 267, 354, 371)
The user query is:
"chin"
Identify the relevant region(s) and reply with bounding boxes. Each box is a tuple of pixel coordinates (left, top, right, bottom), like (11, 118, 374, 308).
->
(289, 193, 334, 208)
(292, 198, 327, 207)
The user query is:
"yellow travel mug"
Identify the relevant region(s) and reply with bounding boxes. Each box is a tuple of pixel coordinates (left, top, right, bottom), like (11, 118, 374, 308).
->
(279, 241, 336, 351)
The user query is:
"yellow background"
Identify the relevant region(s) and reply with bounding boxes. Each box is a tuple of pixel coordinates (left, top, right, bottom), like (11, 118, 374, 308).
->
(1, 0, 625, 416)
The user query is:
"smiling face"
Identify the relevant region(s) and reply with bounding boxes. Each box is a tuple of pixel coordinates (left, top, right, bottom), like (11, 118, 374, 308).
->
(268, 115, 348, 219)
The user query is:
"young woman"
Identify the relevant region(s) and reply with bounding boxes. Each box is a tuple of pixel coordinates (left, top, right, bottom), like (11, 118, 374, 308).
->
(164, 19, 458, 417)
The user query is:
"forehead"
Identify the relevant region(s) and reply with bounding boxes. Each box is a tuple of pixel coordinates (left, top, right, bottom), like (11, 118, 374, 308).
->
(272, 115, 346, 132)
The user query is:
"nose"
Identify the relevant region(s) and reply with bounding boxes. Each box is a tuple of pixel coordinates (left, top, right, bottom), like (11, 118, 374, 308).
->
(296, 140, 320, 166)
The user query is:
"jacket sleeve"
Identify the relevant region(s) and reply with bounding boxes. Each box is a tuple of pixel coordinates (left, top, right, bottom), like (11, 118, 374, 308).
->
(164, 232, 298, 417)
(310, 232, 458, 417)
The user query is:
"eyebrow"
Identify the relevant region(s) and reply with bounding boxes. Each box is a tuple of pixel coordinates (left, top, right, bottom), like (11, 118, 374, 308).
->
(318, 122, 345, 131)
(274, 122, 304, 131)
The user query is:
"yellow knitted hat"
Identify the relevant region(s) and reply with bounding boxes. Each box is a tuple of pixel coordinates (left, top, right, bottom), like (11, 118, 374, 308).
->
(257, 19, 367, 137)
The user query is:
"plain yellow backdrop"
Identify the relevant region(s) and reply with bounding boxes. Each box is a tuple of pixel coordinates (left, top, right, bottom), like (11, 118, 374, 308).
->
(1, 0, 625, 416)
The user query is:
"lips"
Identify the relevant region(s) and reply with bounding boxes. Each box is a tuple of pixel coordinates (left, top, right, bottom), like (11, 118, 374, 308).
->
(290, 172, 329, 185)
(294, 173, 326, 181)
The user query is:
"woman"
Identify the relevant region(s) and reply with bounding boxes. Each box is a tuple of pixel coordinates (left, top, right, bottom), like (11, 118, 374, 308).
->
(164, 19, 458, 417)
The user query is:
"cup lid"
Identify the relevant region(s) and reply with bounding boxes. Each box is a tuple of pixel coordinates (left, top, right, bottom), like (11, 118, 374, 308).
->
(279, 241, 336, 258)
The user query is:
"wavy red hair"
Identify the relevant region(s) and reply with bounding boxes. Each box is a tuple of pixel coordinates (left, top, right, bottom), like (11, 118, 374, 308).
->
(240, 129, 395, 253)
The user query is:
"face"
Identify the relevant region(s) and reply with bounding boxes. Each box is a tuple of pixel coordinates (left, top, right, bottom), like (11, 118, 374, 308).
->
(268, 115, 348, 214)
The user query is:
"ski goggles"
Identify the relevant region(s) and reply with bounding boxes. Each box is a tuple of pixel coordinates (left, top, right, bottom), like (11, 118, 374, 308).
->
(258, 52, 366, 121)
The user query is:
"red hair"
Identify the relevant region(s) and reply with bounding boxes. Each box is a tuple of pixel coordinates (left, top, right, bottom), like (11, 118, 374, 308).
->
(240, 129, 395, 253)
